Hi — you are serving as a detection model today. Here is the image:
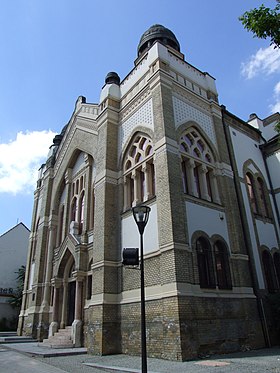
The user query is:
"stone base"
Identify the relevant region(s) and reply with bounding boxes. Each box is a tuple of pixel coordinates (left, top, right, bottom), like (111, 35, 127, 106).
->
(72, 319, 83, 347)
(48, 321, 58, 337)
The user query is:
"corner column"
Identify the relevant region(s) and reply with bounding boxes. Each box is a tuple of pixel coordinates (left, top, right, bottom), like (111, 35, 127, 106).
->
(72, 272, 85, 347)
(48, 278, 62, 337)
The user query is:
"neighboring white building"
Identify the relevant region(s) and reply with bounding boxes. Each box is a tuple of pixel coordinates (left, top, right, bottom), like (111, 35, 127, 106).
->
(0, 223, 30, 330)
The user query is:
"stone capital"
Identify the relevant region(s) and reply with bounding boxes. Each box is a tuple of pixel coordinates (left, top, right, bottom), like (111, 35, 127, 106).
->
(51, 277, 63, 288)
(72, 271, 87, 281)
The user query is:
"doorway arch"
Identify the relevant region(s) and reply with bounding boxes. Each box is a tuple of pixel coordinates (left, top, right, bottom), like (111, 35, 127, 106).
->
(56, 249, 77, 328)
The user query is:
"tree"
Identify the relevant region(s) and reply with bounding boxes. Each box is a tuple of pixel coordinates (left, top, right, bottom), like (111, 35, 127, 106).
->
(9, 265, 26, 309)
(239, 1, 280, 48)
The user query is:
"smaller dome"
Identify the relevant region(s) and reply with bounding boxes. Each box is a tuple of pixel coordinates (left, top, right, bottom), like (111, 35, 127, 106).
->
(248, 113, 258, 120)
(105, 72, 120, 85)
(53, 134, 63, 146)
(138, 24, 180, 57)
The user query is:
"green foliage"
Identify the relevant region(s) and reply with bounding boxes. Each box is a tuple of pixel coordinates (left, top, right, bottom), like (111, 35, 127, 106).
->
(8, 265, 26, 309)
(239, 1, 280, 48)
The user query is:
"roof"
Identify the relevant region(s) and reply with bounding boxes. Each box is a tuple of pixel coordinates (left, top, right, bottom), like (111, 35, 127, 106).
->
(0, 222, 30, 238)
(137, 24, 180, 57)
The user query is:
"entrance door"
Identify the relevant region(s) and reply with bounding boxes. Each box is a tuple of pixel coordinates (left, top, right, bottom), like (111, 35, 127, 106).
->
(67, 281, 76, 325)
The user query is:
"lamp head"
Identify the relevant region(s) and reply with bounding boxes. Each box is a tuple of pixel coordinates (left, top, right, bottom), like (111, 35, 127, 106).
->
(132, 205, 151, 234)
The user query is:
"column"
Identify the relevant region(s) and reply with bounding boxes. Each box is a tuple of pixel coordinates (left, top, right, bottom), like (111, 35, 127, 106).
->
(123, 176, 129, 211)
(142, 163, 151, 201)
(188, 159, 196, 197)
(72, 274, 84, 347)
(60, 280, 68, 329)
(48, 278, 62, 337)
(63, 168, 72, 237)
(84, 154, 93, 234)
(211, 170, 221, 204)
(74, 279, 83, 321)
(200, 165, 210, 201)
(132, 170, 140, 206)
(41, 225, 56, 309)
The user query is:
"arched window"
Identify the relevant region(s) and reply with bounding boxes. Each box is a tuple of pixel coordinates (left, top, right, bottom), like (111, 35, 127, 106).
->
(273, 252, 280, 289)
(262, 250, 277, 293)
(71, 197, 78, 222)
(196, 237, 215, 288)
(180, 128, 219, 203)
(123, 134, 155, 209)
(68, 261, 75, 278)
(68, 152, 93, 235)
(214, 241, 232, 290)
(31, 218, 40, 261)
(246, 173, 258, 214)
(75, 180, 79, 195)
(78, 191, 85, 234)
(90, 187, 95, 230)
(57, 205, 64, 246)
(257, 177, 269, 217)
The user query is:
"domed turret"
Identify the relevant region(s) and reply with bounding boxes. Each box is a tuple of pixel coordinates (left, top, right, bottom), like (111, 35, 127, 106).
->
(105, 71, 120, 85)
(137, 24, 180, 57)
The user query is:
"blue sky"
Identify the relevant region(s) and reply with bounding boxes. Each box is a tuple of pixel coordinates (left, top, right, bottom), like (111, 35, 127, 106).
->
(0, 0, 279, 235)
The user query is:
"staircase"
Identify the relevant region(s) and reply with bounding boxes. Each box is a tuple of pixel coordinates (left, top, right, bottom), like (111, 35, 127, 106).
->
(42, 326, 73, 348)
(0, 331, 34, 343)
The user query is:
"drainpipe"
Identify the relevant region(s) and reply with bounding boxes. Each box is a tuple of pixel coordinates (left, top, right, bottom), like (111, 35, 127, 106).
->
(220, 105, 271, 347)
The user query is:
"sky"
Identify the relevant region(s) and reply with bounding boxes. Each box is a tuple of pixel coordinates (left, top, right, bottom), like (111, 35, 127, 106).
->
(0, 0, 279, 235)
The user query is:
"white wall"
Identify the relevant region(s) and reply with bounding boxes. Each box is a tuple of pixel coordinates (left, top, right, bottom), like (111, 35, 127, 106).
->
(266, 152, 280, 190)
(248, 116, 278, 141)
(229, 127, 267, 181)
(256, 219, 278, 249)
(0, 223, 30, 289)
(185, 201, 229, 247)
(240, 183, 265, 289)
(0, 223, 30, 320)
(121, 203, 158, 255)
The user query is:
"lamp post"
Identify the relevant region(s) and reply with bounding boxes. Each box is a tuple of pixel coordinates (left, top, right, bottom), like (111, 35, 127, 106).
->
(132, 204, 151, 373)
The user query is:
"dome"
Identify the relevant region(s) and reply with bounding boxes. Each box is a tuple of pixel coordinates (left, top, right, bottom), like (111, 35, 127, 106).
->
(52, 134, 63, 146)
(137, 24, 180, 57)
(105, 71, 120, 85)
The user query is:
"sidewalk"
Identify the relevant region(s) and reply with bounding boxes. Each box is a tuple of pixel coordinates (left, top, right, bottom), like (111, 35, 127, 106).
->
(1, 341, 280, 373)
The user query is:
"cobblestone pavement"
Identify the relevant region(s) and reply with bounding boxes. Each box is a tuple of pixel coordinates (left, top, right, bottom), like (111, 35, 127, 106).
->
(35, 348, 280, 373)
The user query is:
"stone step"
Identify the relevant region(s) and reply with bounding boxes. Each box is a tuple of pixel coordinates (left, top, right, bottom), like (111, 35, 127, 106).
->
(0, 336, 34, 343)
(42, 341, 74, 349)
(0, 331, 17, 337)
(42, 327, 73, 349)
(43, 335, 71, 342)
(56, 329, 72, 335)
(54, 330, 71, 336)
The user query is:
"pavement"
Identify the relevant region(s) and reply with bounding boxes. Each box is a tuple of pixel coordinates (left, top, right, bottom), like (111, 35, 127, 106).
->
(1, 340, 280, 373)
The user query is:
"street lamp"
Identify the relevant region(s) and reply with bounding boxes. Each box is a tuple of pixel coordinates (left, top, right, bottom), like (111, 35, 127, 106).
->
(132, 204, 151, 373)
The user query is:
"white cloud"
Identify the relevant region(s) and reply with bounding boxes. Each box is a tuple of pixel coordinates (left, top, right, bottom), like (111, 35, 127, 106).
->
(0, 130, 56, 194)
(241, 45, 280, 79)
(270, 81, 280, 113)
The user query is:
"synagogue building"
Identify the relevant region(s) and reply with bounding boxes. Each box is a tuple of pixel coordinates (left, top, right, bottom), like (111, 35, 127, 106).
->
(18, 25, 280, 360)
